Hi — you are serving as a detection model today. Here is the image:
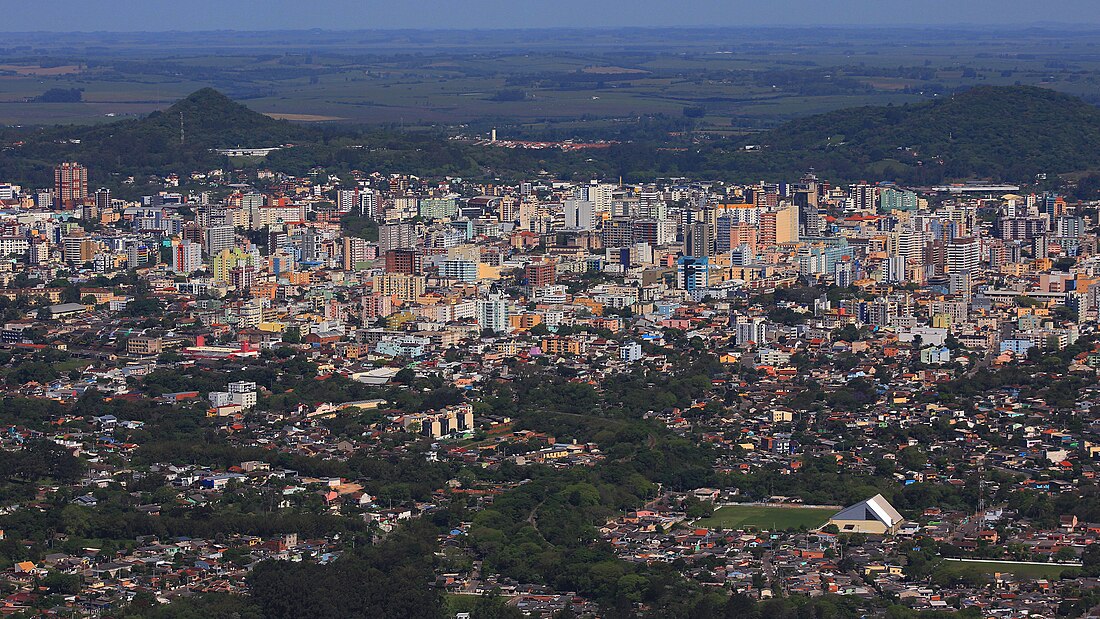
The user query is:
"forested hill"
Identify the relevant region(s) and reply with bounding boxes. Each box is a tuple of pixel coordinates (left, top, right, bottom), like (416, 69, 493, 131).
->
(5, 85, 1100, 191)
(753, 85, 1100, 182)
(140, 88, 307, 148)
(1, 88, 316, 188)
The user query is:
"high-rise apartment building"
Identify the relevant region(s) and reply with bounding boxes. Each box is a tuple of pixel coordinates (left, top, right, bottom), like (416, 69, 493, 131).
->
(343, 236, 369, 271)
(478, 292, 510, 333)
(384, 248, 420, 275)
(525, 260, 556, 288)
(601, 217, 633, 248)
(564, 199, 596, 230)
(359, 190, 378, 218)
(686, 221, 714, 258)
(946, 237, 980, 275)
(717, 216, 758, 253)
(204, 224, 236, 257)
(379, 222, 416, 253)
(373, 272, 426, 302)
(760, 205, 799, 246)
(173, 240, 203, 274)
(94, 187, 111, 211)
(853, 182, 877, 212)
(54, 162, 88, 208)
(62, 237, 99, 264)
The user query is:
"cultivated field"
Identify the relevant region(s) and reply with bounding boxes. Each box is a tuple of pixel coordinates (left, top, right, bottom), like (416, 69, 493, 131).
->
(2, 28, 1100, 130)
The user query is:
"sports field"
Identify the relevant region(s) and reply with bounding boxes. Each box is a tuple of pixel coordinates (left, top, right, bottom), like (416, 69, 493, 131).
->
(694, 505, 835, 531)
(937, 560, 1074, 579)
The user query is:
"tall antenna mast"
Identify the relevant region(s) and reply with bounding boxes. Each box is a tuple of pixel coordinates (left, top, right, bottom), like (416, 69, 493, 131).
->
(180, 111, 185, 145)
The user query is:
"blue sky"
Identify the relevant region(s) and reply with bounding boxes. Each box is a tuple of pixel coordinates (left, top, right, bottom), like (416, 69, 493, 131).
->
(9, 0, 1100, 30)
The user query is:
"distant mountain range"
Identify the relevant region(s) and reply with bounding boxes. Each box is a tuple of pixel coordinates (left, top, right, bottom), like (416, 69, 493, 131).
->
(4, 85, 1100, 190)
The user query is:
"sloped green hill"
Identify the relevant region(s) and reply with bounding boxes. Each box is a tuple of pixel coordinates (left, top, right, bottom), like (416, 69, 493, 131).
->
(1, 88, 311, 187)
(3, 85, 1098, 191)
(137, 88, 304, 148)
(755, 85, 1100, 181)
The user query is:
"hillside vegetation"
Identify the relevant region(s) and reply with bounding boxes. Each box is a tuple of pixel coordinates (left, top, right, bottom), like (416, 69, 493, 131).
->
(3, 85, 1100, 191)
(756, 85, 1100, 182)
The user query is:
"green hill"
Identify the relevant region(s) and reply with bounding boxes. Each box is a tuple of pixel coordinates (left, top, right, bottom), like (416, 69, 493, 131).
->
(139, 88, 305, 149)
(752, 85, 1100, 182)
(72, 88, 309, 169)
(0, 88, 311, 188)
(3, 85, 1099, 192)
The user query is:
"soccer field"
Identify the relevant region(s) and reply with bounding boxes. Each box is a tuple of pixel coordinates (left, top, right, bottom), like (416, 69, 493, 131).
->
(694, 505, 836, 531)
(937, 560, 1073, 579)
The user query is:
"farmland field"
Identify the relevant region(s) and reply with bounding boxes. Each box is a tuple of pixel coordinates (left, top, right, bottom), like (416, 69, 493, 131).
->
(3, 27, 1100, 131)
(694, 505, 836, 531)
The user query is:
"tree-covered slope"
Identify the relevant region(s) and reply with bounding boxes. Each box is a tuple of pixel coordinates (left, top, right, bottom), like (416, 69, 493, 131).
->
(138, 87, 306, 148)
(1, 88, 312, 187)
(755, 85, 1100, 181)
(4, 85, 1100, 190)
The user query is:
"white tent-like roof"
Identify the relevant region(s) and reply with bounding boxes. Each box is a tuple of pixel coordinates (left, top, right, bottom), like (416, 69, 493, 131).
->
(831, 494, 903, 528)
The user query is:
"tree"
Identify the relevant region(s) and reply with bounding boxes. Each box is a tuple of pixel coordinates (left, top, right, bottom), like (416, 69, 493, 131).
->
(60, 505, 92, 537)
(283, 326, 302, 344)
(898, 446, 928, 470)
(1083, 543, 1100, 570)
(1054, 547, 1078, 563)
(394, 368, 416, 385)
(41, 571, 82, 594)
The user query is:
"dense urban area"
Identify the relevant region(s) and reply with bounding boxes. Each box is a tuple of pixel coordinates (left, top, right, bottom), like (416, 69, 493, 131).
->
(0, 80, 1099, 619)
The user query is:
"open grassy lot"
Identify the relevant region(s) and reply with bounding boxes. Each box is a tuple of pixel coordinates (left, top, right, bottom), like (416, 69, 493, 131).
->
(445, 593, 512, 615)
(694, 505, 835, 531)
(937, 560, 1074, 579)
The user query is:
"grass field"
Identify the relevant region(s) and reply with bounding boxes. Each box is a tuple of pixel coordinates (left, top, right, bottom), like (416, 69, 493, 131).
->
(937, 560, 1073, 579)
(693, 505, 836, 531)
(444, 593, 478, 616)
(445, 592, 512, 615)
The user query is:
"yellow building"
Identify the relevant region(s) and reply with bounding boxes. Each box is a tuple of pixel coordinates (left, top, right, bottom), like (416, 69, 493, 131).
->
(373, 273, 426, 303)
(212, 247, 254, 284)
(510, 313, 543, 331)
(540, 337, 582, 356)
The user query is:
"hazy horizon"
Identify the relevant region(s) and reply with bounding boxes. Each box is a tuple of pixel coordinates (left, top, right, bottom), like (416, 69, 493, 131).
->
(12, 0, 1100, 32)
